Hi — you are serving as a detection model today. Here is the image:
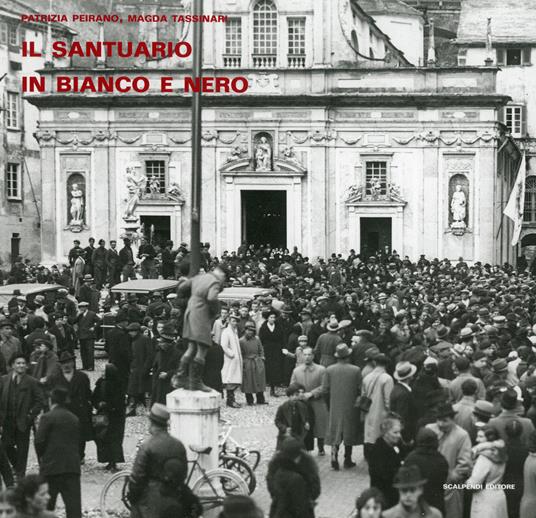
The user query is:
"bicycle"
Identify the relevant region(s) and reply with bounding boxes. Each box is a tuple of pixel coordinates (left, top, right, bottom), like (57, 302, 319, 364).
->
(99, 445, 249, 518)
(218, 418, 261, 472)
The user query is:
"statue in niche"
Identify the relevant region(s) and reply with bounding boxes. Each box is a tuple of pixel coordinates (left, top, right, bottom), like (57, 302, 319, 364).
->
(69, 183, 84, 225)
(254, 136, 272, 172)
(450, 184, 467, 228)
(124, 167, 147, 220)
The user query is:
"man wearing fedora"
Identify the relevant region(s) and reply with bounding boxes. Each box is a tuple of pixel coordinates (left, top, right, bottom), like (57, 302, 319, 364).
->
(390, 361, 417, 443)
(426, 403, 472, 518)
(314, 320, 344, 368)
(106, 309, 132, 394)
(0, 353, 45, 478)
(78, 274, 99, 313)
(383, 465, 442, 518)
(128, 403, 187, 518)
(0, 319, 21, 366)
(152, 323, 181, 404)
(489, 388, 535, 448)
(76, 301, 99, 371)
(126, 322, 154, 416)
(323, 343, 362, 470)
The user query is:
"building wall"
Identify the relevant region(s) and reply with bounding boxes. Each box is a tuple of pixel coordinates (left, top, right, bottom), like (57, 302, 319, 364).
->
(370, 14, 424, 65)
(0, 23, 46, 265)
(33, 101, 509, 265)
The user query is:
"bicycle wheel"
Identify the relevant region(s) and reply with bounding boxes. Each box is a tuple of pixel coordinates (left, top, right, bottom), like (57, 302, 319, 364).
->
(192, 468, 249, 512)
(219, 454, 257, 494)
(239, 449, 261, 471)
(99, 471, 131, 518)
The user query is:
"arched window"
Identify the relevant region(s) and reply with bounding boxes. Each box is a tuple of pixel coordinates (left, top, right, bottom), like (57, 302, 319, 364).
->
(253, 0, 277, 67)
(524, 176, 536, 222)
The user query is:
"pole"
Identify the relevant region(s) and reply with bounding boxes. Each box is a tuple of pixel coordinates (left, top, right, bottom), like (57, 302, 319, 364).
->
(189, 0, 203, 276)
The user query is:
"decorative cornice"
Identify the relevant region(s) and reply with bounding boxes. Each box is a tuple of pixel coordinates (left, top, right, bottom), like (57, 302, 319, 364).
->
(392, 129, 499, 147)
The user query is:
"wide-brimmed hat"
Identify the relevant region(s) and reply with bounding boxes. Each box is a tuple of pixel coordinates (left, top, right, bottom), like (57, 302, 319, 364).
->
(473, 400, 495, 420)
(83, 274, 93, 282)
(152, 291, 163, 299)
(334, 343, 352, 359)
(492, 358, 508, 373)
(327, 320, 339, 331)
(459, 327, 474, 340)
(78, 301, 89, 308)
(244, 322, 256, 331)
(159, 321, 176, 340)
(436, 325, 450, 339)
(34, 338, 53, 349)
(394, 361, 417, 381)
(34, 295, 45, 304)
(149, 403, 169, 426)
(58, 351, 76, 363)
(392, 465, 427, 489)
(280, 304, 293, 315)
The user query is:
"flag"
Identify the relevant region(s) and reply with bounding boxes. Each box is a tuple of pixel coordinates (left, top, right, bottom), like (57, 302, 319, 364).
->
(503, 152, 526, 246)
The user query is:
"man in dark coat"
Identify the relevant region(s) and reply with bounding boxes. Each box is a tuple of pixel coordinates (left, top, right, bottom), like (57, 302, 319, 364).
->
(126, 296, 144, 324)
(68, 240, 82, 267)
(126, 323, 154, 416)
(138, 238, 157, 280)
(119, 238, 136, 282)
(152, 323, 181, 404)
(161, 241, 175, 280)
(0, 353, 45, 478)
(323, 343, 362, 470)
(35, 386, 81, 518)
(47, 352, 93, 463)
(128, 404, 188, 518)
(106, 311, 132, 393)
(266, 438, 321, 518)
(92, 239, 108, 290)
(404, 427, 449, 515)
(174, 266, 225, 391)
(106, 240, 121, 288)
(83, 237, 96, 275)
(78, 275, 100, 313)
(390, 361, 418, 443)
(76, 301, 99, 371)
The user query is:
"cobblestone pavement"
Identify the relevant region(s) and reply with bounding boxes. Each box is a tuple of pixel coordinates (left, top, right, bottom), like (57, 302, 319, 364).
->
(37, 354, 367, 518)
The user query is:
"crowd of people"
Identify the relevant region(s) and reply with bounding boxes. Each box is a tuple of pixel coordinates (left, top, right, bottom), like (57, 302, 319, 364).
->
(2, 236, 536, 518)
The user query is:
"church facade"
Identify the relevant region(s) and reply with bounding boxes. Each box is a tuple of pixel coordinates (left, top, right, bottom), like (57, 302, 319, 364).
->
(25, 0, 520, 264)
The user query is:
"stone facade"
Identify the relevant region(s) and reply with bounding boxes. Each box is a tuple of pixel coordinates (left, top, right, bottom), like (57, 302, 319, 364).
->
(23, 0, 521, 264)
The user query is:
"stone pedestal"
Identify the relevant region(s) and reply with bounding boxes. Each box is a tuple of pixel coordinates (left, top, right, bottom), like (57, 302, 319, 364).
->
(166, 388, 222, 475)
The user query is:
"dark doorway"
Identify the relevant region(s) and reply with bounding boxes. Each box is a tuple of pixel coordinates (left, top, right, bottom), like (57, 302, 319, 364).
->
(241, 190, 287, 248)
(10, 233, 20, 264)
(139, 216, 171, 248)
(360, 217, 392, 258)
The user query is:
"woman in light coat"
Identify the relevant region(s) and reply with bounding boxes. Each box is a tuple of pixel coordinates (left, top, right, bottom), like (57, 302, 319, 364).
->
(221, 313, 243, 408)
(466, 425, 508, 518)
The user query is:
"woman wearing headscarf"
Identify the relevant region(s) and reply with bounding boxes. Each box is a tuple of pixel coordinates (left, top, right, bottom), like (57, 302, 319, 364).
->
(266, 438, 320, 518)
(91, 363, 126, 472)
(466, 425, 508, 518)
(403, 427, 449, 514)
